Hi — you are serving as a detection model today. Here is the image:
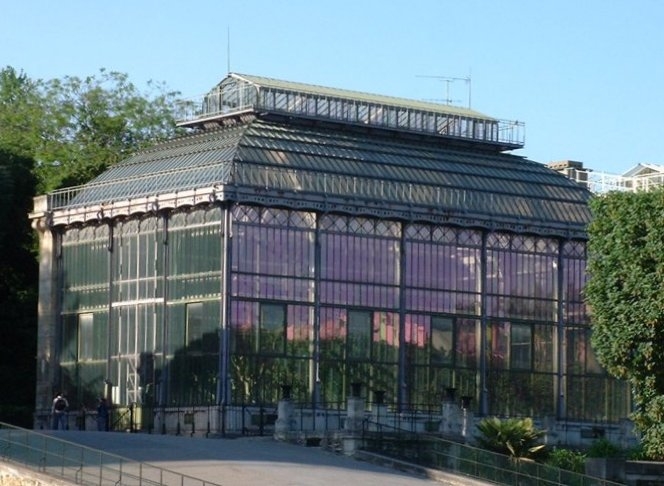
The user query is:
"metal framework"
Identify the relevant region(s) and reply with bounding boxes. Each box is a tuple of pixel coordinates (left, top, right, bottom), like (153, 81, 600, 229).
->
(29, 73, 631, 437)
(177, 73, 525, 151)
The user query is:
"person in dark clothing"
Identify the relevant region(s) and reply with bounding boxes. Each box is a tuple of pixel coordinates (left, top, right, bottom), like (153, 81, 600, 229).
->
(97, 397, 109, 431)
(51, 393, 69, 430)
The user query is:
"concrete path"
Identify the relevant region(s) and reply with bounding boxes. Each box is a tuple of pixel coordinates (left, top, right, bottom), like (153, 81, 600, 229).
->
(45, 430, 492, 486)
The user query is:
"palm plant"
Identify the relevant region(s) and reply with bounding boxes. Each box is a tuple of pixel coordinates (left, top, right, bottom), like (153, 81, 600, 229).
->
(475, 416, 547, 461)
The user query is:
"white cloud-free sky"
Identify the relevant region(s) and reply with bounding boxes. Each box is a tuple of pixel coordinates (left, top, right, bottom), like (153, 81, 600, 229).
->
(2, 0, 662, 174)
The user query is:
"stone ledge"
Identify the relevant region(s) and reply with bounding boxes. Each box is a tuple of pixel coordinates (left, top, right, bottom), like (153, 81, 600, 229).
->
(0, 462, 75, 486)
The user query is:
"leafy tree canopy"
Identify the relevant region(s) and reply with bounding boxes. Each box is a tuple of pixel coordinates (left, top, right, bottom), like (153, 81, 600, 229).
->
(0, 65, 183, 425)
(0, 67, 44, 158)
(586, 190, 664, 459)
(0, 148, 38, 426)
(0, 66, 183, 192)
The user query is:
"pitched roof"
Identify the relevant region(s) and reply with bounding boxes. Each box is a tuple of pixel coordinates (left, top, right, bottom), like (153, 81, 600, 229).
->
(53, 117, 590, 237)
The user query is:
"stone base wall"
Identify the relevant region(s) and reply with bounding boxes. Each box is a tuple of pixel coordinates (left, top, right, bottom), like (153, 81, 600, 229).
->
(0, 463, 74, 486)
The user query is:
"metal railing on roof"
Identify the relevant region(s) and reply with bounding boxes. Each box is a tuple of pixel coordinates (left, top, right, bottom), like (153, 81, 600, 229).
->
(0, 422, 223, 486)
(566, 170, 664, 194)
(176, 81, 525, 150)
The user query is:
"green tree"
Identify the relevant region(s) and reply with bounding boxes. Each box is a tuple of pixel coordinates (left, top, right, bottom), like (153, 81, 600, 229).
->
(36, 68, 183, 191)
(0, 66, 184, 425)
(0, 66, 184, 192)
(0, 67, 45, 158)
(0, 148, 37, 426)
(586, 190, 664, 459)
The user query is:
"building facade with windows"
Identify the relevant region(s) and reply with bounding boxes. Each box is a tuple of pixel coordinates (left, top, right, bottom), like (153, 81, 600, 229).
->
(30, 73, 630, 433)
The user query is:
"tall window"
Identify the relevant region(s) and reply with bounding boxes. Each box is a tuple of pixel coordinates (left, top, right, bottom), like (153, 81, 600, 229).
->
(431, 316, 453, 365)
(78, 313, 94, 360)
(77, 313, 106, 361)
(347, 310, 371, 359)
(511, 324, 532, 370)
(186, 302, 204, 351)
(260, 303, 286, 354)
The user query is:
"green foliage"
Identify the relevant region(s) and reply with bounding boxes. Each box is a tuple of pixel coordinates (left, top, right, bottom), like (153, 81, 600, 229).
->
(586, 438, 622, 458)
(0, 66, 183, 193)
(475, 416, 547, 460)
(36, 69, 183, 191)
(0, 65, 183, 424)
(0, 67, 45, 159)
(586, 190, 664, 459)
(626, 443, 647, 460)
(545, 448, 586, 473)
(0, 148, 38, 426)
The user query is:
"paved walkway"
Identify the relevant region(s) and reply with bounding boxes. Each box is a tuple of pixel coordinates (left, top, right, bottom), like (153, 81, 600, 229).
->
(46, 430, 492, 486)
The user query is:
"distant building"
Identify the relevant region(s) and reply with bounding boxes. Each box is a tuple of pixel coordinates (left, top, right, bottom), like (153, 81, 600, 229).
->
(547, 160, 664, 193)
(30, 74, 630, 436)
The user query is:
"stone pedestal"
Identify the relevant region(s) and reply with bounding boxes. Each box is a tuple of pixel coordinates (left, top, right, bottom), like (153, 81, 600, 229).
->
(460, 396, 473, 439)
(345, 397, 365, 432)
(274, 399, 295, 439)
(439, 401, 461, 436)
(461, 409, 474, 439)
(371, 404, 387, 426)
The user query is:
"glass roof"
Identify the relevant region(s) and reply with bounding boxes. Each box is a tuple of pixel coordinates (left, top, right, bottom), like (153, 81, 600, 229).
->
(50, 117, 590, 237)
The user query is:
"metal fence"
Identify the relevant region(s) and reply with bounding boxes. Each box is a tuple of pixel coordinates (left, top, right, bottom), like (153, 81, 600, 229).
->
(0, 422, 223, 486)
(361, 421, 625, 486)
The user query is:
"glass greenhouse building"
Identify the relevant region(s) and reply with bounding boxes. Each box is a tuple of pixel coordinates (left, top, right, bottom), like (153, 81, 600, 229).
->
(30, 73, 630, 433)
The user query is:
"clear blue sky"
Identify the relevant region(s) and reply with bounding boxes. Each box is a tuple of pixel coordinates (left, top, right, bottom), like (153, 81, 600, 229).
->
(2, 1, 662, 174)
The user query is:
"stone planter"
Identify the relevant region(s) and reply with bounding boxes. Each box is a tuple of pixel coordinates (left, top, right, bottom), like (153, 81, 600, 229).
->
(584, 457, 625, 483)
(624, 460, 664, 486)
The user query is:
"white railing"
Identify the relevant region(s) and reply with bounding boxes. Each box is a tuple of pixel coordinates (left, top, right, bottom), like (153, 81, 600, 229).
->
(176, 84, 525, 149)
(570, 170, 664, 194)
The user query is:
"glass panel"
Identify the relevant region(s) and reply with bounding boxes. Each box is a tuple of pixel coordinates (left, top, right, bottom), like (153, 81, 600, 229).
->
(78, 313, 94, 360)
(287, 305, 311, 357)
(320, 307, 346, 360)
(511, 324, 532, 370)
(372, 311, 399, 363)
(231, 207, 315, 302)
(260, 303, 286, 354)
(456, 319, 477, 368)
(186, 302, 204, 350)
(113, 217, 161, 303)
(405, 314, 429, 366)
(431, 316, 453, 365)
(62, 225, 110, 312)
(347, 310, 371, 359)
(168, 207, 222, 300)
(488, 370, 554, 417)
(61, 314, 78, 363)
(488, 322, 508, 370)
(534, 324, 554, 372)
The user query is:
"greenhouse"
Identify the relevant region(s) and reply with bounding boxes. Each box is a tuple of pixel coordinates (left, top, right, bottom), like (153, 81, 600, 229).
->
(30, 73, 630, 434)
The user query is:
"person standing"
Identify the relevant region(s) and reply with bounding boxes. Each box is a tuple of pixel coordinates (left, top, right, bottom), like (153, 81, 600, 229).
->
(51, 393, 69, 430)
(96, 398, 109, 431)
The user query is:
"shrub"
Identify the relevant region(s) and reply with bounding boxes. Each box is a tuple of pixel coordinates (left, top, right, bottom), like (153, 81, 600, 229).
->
(587, 438, 622, 458)
(475, 417, 547, 461)
(546, 447, 586, 473)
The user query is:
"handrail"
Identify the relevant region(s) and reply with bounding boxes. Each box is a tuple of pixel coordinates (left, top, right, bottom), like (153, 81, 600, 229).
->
(0, 422, 223, 486)
(361, 420, 625, 486)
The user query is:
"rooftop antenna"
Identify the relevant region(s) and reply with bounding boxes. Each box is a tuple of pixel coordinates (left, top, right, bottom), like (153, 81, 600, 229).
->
(416, 73, 472, 109)
(227, 26, 231, 73)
